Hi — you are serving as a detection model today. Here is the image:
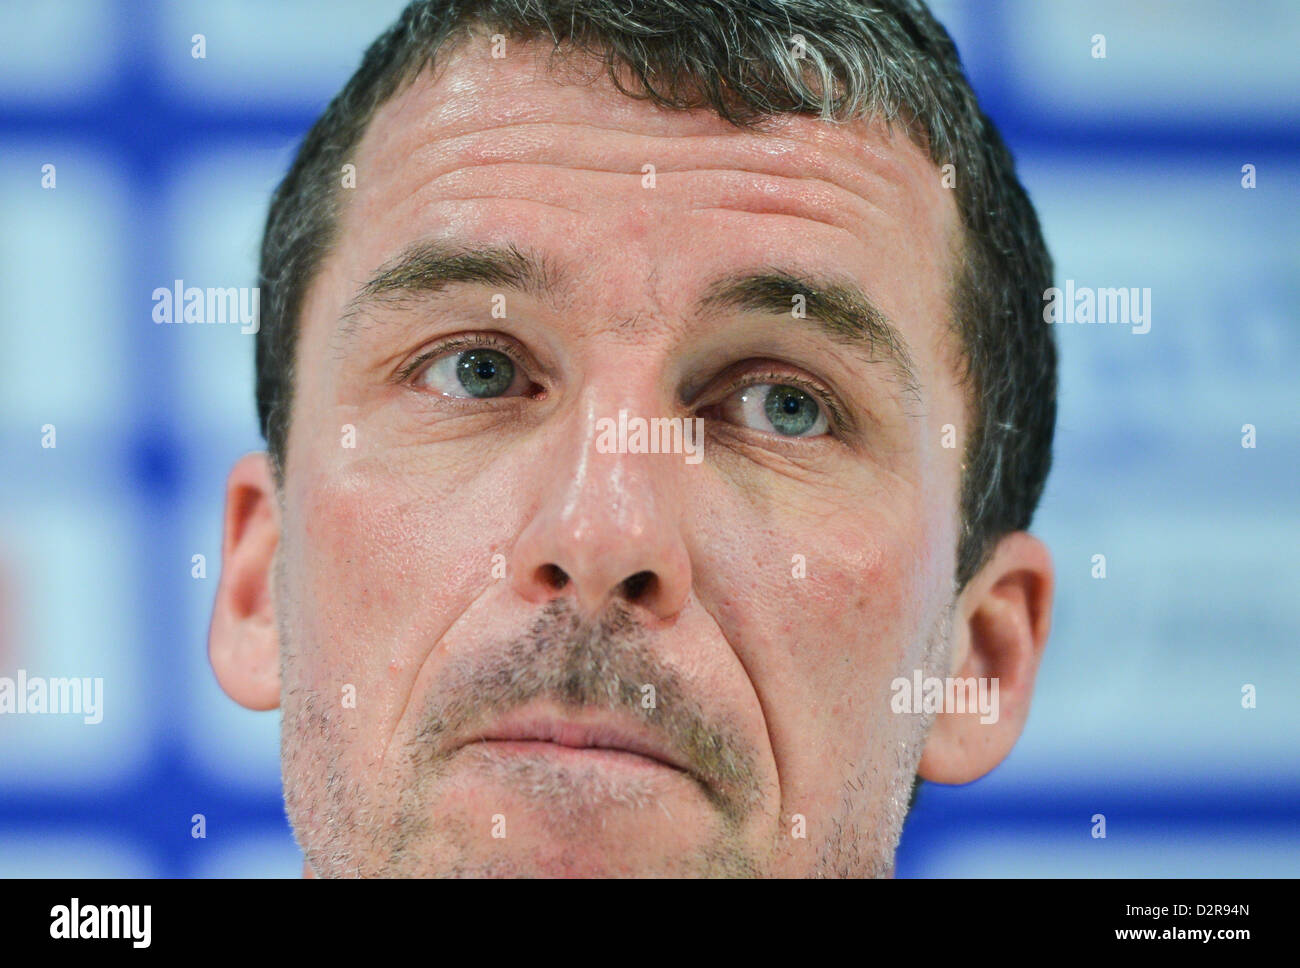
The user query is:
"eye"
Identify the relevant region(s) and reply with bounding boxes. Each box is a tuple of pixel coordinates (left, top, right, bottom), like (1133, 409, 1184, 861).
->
(412, 347, 531, 399)
(717, 383, 830, 437)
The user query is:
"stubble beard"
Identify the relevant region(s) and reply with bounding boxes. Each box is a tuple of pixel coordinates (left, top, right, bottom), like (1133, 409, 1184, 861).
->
(275, 549, 951, 878)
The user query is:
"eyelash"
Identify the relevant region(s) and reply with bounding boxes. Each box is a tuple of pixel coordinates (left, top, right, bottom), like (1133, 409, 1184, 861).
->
(397, 336, 849, 436)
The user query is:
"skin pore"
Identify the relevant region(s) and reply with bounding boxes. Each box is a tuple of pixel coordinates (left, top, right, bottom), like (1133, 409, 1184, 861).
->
(209, 35, 1054, 877)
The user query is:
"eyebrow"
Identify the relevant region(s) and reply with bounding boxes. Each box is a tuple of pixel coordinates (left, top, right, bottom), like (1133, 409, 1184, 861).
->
(338, 240, 564, 343)
(697, 271, 921, 401)
(339, 240, 922, 401)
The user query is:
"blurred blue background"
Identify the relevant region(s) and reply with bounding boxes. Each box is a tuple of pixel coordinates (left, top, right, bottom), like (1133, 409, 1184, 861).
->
(0, 0, 1296, 877)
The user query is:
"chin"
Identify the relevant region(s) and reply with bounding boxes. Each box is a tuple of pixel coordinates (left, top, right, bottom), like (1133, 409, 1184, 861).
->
(402, 766, 759, 877)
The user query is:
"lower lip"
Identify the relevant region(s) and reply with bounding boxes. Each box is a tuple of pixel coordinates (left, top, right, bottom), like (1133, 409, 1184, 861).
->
(466, 739, 685, 775)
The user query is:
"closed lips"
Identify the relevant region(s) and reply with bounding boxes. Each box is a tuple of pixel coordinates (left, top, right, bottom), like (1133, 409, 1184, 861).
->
(466, 714, 690, 773)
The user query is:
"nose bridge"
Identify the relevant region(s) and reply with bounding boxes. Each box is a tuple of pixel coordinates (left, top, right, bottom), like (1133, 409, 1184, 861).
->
(509, 371, 692, 623)
(569, 383, 662, 530)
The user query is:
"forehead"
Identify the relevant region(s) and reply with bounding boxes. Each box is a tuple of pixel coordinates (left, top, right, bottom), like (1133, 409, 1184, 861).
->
(325, 34, 961, 395)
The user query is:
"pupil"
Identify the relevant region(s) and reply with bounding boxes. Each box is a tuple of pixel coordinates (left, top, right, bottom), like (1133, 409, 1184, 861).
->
(457, 349, 514, 398)
(764, 385, 818, 436)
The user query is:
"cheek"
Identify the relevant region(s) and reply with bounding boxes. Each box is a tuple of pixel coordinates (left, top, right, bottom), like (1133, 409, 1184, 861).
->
(279, 457, 514, 759)
(698, 492, 929, 676)
(691, 488, 938, 803)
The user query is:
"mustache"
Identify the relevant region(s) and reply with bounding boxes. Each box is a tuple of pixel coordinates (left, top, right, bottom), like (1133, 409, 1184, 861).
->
(405, 597, 762, 825)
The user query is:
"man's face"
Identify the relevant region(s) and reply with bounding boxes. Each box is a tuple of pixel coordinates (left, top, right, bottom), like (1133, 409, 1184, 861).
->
(274, 37, 966, 877)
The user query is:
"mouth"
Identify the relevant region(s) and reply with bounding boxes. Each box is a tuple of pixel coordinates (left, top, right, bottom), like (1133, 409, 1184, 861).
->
(459, 707, 692, 777)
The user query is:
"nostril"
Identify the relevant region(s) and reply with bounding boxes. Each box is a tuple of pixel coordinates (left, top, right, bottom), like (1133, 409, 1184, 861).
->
(621, 570, 656, 601)
(538, 563, 569, 590)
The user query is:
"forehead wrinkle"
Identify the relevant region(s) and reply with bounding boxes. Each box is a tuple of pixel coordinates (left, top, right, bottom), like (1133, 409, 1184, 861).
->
(360, 64, 931, 206)
(398, 129, 914, 220)
(350, 65, 949, 258)
(398, 166, 893, 250)
(348, 42, 951, 254)
(356, 126, 941, 283)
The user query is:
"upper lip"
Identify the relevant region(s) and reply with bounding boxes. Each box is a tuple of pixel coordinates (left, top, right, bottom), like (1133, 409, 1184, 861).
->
(460, 706, 692, 775)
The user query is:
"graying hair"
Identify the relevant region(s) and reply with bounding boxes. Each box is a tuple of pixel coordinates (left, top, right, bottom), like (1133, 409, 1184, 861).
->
(256, 0, 1056, 591)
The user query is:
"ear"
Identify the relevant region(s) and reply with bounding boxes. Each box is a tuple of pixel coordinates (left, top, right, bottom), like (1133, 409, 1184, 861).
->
(917, 531, 1054, 784)
(208, 452, 281, 710)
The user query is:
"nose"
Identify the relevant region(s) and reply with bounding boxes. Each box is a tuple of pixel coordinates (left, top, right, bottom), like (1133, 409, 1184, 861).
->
(509, 396, 693, 624)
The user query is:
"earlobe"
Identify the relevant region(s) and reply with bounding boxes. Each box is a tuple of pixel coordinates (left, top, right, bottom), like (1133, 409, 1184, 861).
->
(208, 451, 282, 711)
(916, 531, 1054, 785)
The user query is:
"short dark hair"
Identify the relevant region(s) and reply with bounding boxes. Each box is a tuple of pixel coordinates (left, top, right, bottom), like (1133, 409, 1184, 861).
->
(256, 0, 1056, 590)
